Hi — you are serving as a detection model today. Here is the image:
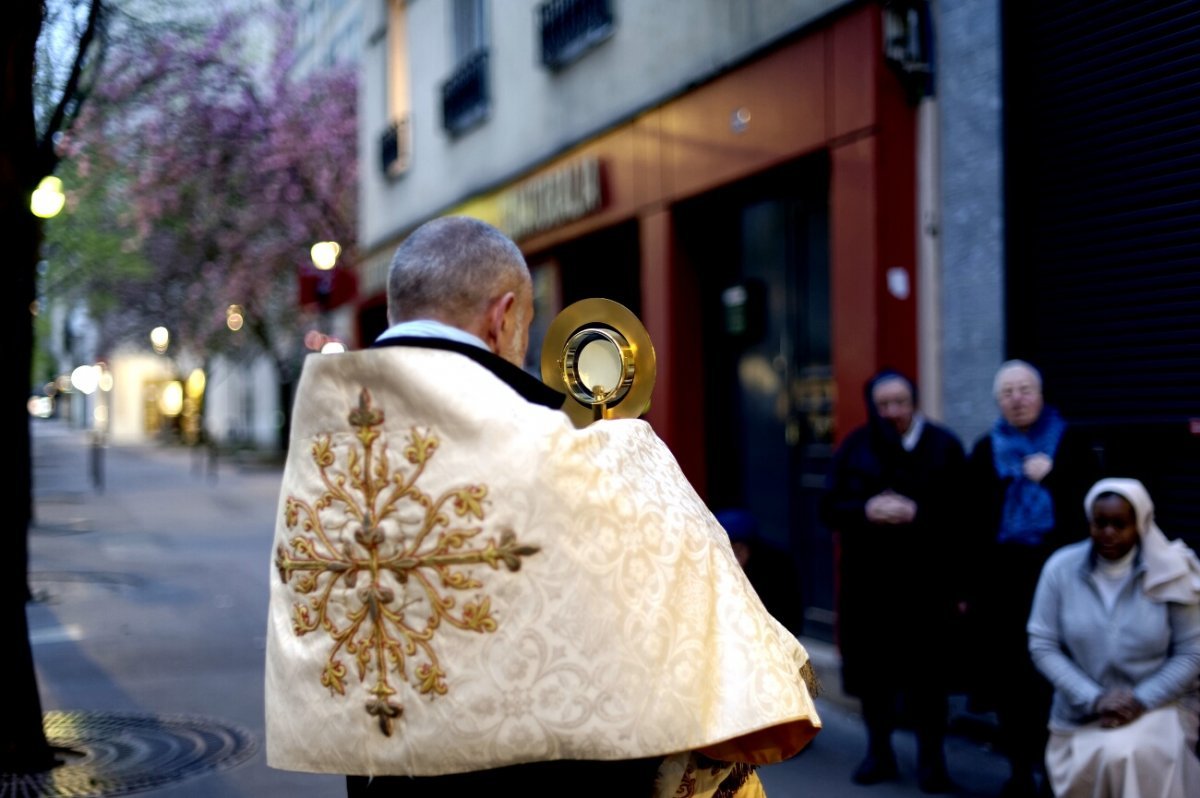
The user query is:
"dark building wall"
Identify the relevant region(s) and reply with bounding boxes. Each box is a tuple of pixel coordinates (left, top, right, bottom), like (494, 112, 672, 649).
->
(937, 0, 1006, 445)
(1002, 1, 1200, 545)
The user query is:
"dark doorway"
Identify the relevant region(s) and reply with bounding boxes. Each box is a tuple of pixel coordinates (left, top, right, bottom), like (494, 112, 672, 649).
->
(677, 155, 834, 641)
(555, 220, 642, 314)
(526, 220, 642, 376)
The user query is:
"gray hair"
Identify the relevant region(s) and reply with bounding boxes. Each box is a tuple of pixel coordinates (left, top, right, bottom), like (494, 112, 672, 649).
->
(386, 216, 530, 326)
(992, 359, 1043, 397)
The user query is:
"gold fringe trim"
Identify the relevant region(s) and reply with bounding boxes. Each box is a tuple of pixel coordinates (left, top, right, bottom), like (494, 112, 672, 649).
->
(799, 659, 822, 698)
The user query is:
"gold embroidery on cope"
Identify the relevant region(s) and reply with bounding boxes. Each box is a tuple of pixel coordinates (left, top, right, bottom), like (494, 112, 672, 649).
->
(275, 387, 540, 736)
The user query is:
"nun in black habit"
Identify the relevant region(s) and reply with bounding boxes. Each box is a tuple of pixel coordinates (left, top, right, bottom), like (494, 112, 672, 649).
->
(821, 369, 968, 793)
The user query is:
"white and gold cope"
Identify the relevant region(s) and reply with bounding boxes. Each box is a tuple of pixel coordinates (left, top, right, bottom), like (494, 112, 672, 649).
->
(264, 297, 820, 789)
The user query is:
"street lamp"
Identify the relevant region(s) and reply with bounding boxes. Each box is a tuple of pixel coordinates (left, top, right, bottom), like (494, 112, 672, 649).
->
(310, 241, 341, 270)
(71, 363, 109, 491)
(226, 304, 244, 331)
(30, 176, 66, 219)
(186, 368, 206, 399)
(159, 381, 184, 417)
(96, 363, 113, 431)
(309, 241, 343, 350)
(150, 326, 169, 354)
(70, 364, 99, 395)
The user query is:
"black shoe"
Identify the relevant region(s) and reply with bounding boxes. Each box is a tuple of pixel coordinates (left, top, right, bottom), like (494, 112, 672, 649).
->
(999, 773, 1038, 798)
(917, 764, 956, 794)
(916, 741, 954, 794)
(851, 753, 899, 786)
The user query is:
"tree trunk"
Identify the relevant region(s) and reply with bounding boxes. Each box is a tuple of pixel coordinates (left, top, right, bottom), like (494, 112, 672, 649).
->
(0, 1, 57, 772)
(0, 170, 55, 776)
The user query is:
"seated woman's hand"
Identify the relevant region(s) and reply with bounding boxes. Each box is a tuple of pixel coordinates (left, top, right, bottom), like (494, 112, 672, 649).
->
(1095, 688, 1145, 728)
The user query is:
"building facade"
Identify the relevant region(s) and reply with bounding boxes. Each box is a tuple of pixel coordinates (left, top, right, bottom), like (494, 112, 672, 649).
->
(353, 0, 930, 640)
(293, 0, 364, 78)
(936, 0, 1200, 547)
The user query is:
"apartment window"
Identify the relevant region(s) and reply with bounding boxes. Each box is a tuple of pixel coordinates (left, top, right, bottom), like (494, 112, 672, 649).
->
(539, 0, 613, 70)
(380, 116, 411, 178)
(452, 0, 487, 60)
(382, 0, 412, 177)
(442, 0, 490, 135)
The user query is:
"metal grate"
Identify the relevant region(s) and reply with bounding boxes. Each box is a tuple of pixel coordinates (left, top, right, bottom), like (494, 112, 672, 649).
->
(1004, 0, 1200, 423)
(441, 49, 490, 136)
(0, 711, 257, 797)
(539, 0, 614, 70)
(1003, 0, 1200, 549)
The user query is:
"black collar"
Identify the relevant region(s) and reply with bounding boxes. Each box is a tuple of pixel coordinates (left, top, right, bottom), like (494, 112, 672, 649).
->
(369, 336, 566, 410)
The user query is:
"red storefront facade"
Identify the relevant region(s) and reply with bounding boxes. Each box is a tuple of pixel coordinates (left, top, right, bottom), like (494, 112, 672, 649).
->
(357, 2, 918, 639)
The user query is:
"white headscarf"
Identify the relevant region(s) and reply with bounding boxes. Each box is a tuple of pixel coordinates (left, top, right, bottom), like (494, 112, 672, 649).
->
(1084, 478, 1200, 605)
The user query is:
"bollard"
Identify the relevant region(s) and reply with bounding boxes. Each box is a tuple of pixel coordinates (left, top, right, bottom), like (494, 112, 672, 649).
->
(90, 431, 105, 494)
(207, 436, 219, 484)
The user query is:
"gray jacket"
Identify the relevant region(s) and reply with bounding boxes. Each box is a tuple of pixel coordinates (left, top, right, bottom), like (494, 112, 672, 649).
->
(1027, 539, 1200, 731)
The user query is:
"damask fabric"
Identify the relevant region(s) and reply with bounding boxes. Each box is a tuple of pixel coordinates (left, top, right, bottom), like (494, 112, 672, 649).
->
(264, 345, 820, 783)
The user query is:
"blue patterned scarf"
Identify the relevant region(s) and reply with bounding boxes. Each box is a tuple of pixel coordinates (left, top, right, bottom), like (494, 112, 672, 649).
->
(990, 406, 1066, 545)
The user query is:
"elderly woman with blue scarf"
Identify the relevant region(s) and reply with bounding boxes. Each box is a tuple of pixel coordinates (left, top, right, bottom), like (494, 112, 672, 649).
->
(1028, 478, 1200, 797)
(966, 360, 1100, 798)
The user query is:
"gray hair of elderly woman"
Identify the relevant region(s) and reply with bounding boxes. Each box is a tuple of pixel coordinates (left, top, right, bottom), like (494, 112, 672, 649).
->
(992, 359, 1043, 398)
(386, 216, 531, 327)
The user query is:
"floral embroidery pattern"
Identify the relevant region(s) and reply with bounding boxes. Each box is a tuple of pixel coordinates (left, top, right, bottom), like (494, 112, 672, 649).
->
(275, 387, 539, 735)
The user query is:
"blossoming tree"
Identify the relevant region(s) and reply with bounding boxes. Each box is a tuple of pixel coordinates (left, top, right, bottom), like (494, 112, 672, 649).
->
(49, 3, 357, 449)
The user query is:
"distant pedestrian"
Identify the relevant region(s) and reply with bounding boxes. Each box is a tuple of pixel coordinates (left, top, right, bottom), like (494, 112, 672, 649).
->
(965, 360, 1100, 798)
(821, 369, 968, 793)
(1028, 477, 1200, 798)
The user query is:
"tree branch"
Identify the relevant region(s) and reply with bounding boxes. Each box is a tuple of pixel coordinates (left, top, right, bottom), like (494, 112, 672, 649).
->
(36, 0, 103, 176)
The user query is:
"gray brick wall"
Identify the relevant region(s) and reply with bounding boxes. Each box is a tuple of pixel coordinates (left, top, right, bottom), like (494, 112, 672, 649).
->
(936, 0, 1005, 447)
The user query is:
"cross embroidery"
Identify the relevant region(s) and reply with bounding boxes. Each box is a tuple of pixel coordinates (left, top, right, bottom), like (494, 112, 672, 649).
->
(275, 387, 539, 735)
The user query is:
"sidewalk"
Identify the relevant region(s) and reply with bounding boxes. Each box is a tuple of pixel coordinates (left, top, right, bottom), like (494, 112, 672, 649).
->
(22, 419, 344, 797)
(14, 418, 1010, 797)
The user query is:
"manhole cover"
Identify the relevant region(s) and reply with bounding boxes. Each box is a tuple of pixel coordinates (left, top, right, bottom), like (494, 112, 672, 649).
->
(0, 711, 258, 797)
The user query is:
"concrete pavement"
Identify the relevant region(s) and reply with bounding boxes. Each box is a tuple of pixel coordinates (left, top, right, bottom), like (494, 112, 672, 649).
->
(18, 418, 1012, 796)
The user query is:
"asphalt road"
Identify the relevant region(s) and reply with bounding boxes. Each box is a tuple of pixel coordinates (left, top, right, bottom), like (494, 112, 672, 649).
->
(19, 418, 1012, 797)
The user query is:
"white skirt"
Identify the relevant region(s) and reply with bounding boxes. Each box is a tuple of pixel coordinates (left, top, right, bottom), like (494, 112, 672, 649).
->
(1045, 705, 1200, 798)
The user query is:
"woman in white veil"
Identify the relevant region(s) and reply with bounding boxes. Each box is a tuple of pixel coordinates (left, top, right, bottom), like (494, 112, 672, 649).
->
(1027, 477, 1200, 797)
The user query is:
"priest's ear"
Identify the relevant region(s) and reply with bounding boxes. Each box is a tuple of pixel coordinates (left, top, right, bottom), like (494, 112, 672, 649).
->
(483, 291, 516, 352)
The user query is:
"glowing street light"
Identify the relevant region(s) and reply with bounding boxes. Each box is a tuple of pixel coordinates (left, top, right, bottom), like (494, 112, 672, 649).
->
(150, 326, 169, 354)
(31, 176, 66, 219)
(310, 241, 341, 270)
(159, 381, 184, 416)
(226, 304, 244, 331)
(185, 368, 206, 399)
(70, 364, 99, 395)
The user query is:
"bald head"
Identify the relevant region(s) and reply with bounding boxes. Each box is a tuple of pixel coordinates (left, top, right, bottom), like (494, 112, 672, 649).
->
(386, 216, 533, 366)
(993, 359, 1044, 431)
